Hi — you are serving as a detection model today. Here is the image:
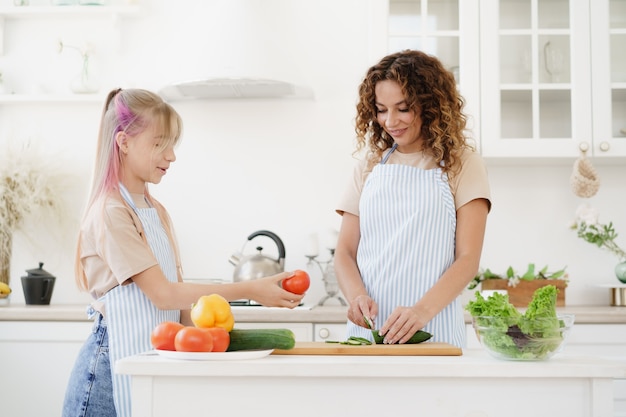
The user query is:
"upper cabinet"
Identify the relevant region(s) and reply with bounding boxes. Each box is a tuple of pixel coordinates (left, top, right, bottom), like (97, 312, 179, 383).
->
(589, 0, 626, 158)
(384, 0, 482, 150)
(378, 0, 626, 160)
(479, 0, 626, 159)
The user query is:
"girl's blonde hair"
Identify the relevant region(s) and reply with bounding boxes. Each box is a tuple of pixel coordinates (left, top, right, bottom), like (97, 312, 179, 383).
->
(75, 88, 183, 291)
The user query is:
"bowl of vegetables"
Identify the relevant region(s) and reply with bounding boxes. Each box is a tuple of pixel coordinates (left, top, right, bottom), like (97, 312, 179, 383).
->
(471, 314, 574, 361)
(466, 285, 575, 361)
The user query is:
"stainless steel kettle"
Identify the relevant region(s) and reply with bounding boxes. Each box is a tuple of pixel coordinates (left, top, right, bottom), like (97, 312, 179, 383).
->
(229, 230, 286, 282)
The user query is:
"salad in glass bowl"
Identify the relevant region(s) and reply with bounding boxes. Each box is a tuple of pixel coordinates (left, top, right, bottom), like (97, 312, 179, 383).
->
(466, 285, 575, 361)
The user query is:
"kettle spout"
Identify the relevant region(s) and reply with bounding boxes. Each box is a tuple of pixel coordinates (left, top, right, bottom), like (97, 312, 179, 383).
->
(228, 252, 242, 266)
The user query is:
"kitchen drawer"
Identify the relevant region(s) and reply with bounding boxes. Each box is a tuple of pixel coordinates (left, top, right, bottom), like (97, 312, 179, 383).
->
(565, 324, 626, 357)
(313, 323, 346, 342)
(0, 321, 93, 417)
(234, 322, 313, 342)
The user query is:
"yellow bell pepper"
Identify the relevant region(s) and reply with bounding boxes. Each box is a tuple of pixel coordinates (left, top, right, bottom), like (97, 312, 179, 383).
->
(190, 294, 235, 331)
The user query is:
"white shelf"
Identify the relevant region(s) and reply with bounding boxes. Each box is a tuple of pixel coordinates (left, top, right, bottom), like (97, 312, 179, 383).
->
(0, 4, 140, 55)
(0, 5, 140, 19)
(0, 93, 104, 104)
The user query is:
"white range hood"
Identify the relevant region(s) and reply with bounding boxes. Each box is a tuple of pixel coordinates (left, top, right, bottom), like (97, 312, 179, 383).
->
(159, 77, 313, 101)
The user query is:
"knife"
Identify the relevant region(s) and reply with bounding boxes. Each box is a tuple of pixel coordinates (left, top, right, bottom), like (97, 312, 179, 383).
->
(363, 315, 377, 344)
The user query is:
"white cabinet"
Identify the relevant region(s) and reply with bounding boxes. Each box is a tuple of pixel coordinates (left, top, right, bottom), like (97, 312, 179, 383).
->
(479, 0, 626, 159)
(0, 319, 312, 417)
(0, 321, 93, 417)
(313, 323, 346, 342)
(589, 0, 626, 158)
(381, 0, 626, 160)
(384, 0, 482, 150)
(468, 322, 626, 416)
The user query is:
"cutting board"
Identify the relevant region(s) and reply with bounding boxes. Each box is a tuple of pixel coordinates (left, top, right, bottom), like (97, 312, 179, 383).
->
(272, 342, 462, 356)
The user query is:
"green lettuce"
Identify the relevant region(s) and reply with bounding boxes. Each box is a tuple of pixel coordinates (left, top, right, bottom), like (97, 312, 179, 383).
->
(466, 286, 564, 360)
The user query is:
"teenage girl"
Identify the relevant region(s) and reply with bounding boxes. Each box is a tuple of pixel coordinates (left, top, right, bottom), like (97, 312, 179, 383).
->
(62, 88, 304, 417)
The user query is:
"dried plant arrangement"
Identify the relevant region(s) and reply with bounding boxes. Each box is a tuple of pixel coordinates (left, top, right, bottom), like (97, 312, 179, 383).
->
(0, 140, 70, 287)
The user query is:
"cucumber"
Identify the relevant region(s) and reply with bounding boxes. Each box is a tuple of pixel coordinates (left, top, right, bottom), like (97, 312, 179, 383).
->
(372, 329, 432, 344)
(226, 328, 296, 352)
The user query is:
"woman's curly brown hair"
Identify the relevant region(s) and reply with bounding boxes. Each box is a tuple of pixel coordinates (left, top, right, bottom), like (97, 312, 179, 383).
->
(355, 49, 472, 177)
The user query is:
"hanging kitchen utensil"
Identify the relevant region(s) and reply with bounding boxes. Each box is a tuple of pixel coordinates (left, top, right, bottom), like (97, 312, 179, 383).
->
(229, 230, 286, 282)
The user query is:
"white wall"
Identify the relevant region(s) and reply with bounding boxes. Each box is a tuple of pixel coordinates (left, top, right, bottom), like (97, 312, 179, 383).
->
(1, 0, 624, 310)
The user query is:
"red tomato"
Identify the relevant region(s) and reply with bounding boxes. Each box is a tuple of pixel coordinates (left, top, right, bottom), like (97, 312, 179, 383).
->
(174, 326, 213, 352)
(282, 269, 310, 295)
(206, 327, 230, 352)
(150, 321, 184, 351)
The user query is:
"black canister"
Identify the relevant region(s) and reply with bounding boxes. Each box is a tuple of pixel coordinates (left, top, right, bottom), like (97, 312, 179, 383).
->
(21, 262, 56, 305)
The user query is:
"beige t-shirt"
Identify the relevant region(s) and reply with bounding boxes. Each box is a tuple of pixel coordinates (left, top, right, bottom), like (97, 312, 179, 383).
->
(79, 193, 161, 310)
(337, 147, 491, 216)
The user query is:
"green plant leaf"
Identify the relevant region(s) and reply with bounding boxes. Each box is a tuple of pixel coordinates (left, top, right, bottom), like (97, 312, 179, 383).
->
(506, 266, 515, 279)
(520, 263, 536, 281)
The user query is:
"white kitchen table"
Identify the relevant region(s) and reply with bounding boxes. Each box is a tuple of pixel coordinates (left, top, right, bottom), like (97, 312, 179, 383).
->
(116, 349, 626, 417)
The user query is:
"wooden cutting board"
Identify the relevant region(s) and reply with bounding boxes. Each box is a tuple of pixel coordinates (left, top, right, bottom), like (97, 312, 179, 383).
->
(272, 342, 462, 356)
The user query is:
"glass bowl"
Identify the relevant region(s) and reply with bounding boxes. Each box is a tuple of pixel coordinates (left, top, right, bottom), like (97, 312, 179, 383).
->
(471, 314, 575, 361)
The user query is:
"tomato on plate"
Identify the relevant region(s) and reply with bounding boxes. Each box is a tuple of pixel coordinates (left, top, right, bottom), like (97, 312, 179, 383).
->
(205, 327, 230, 352)
(151, 321, 184, 351)
(174, 326, 213, 352)
(282, 269, 310, 295)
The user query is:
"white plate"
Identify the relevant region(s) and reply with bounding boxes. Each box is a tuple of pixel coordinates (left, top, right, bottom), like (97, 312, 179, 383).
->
(155, 349, 273, 361)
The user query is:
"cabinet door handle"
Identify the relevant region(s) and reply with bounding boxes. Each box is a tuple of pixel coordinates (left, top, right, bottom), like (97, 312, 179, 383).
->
(599, 141, 610, 152)
(318, 327, 330, 339)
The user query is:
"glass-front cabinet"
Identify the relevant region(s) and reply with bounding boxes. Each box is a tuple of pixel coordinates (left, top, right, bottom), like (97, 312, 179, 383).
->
(590, 0, 626, 158)
(381, 0, 626, 159)
(479, 0, 626, 158)
(385, 0, 481, 150)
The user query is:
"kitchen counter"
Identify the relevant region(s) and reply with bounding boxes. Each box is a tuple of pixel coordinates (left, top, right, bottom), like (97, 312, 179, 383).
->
(1, 303, 625, 323)
(116, 348, 626, 417)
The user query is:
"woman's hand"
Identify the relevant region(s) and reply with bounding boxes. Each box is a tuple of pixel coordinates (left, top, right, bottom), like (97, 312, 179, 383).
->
(378, 306, 427, 344)
(247, 271, 305, 308)
(347, 294, 378, 329)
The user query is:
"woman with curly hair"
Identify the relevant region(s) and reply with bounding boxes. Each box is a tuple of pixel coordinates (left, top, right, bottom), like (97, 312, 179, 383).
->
(335, 50, 491, 348)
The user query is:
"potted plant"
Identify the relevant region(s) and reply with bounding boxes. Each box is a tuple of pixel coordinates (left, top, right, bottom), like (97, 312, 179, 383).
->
(468, 263, 568, 307)
(571, 204, 626, 283)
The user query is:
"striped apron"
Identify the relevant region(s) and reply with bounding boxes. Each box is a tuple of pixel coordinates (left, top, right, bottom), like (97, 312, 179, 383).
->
(347, 144, 465, 347)
(106, 185, 179, 417)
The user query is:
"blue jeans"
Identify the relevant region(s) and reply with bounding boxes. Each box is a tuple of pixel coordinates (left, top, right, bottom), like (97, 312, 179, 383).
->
(62, 313, 116, 417)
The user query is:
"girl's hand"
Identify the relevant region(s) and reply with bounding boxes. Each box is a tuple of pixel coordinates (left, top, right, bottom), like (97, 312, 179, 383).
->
(347, 294, 378, 329)
(379, 306, 426, 344)
(248, 271, 305, 308)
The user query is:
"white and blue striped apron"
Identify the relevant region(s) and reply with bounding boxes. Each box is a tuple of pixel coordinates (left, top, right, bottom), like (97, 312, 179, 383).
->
(347, 144, 465, 347)
(106, 184, 179, 417)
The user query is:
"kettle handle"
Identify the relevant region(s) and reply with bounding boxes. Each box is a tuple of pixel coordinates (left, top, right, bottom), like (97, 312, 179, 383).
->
(247, 230, 286, 262)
